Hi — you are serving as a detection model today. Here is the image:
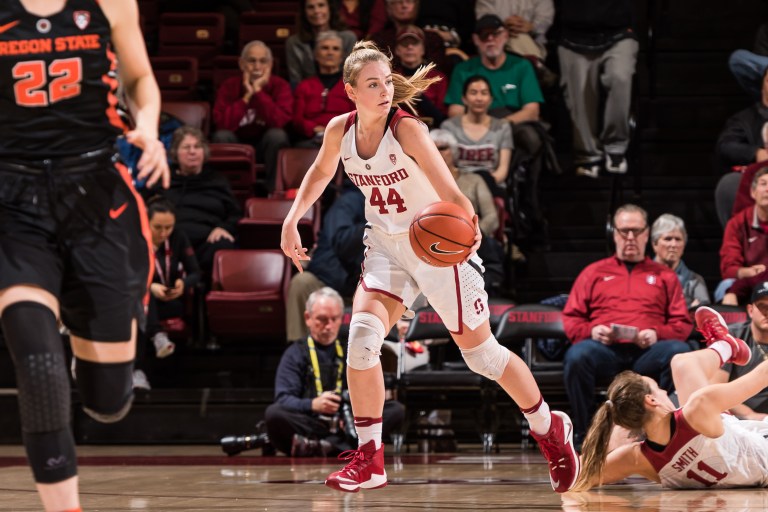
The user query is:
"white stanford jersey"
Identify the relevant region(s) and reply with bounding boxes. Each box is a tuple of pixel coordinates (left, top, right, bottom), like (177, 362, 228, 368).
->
(640, 409, 768, 489)
(341, 109, 440, 234)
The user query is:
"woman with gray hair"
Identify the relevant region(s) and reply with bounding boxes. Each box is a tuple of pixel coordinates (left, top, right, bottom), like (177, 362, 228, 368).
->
(651, 214, 710, 309)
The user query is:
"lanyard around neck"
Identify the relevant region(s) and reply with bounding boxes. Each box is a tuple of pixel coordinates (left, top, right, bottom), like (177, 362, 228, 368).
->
(307, 336, 344, 397)
(154, 239, 171, 286)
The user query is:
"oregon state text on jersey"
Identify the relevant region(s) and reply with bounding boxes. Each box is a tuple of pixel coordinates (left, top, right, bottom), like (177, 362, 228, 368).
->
(0, 0, 125, 158)
(341, 108, 441, 234)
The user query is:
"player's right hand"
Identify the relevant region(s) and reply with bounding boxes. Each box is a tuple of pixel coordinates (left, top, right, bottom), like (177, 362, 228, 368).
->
(281, 224, 310, 271)
(464, 214, 481, 263)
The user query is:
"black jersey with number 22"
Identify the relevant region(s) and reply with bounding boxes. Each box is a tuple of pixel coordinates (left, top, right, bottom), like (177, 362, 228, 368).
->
(0, 0, 125, 158)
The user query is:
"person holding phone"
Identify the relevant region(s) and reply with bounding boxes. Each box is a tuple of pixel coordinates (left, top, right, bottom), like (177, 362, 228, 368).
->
(561, 204, 693, 450)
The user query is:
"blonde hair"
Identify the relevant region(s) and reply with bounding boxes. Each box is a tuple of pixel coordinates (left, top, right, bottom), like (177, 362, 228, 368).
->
(343, 40, 441, 113)
(571, 371, 651, 491)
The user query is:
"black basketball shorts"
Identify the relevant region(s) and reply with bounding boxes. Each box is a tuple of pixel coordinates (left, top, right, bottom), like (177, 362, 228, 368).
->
(0, 150, 152, 341)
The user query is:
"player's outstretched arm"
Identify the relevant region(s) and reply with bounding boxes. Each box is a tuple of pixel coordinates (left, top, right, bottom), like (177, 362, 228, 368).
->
(281, 114, 344, 270)
(684, 359, 768, 438)
(102, 0, 169, 188)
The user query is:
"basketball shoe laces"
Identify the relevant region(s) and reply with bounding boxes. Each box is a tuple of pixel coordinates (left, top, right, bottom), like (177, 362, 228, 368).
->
(336, 447, 369, 478)
(538, 435, 568, 473)
(697, 313, 728, 342)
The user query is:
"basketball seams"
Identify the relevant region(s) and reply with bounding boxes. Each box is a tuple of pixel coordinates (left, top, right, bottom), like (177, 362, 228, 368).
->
(409, 201, 475, 266)
(415, 218, 474, 248)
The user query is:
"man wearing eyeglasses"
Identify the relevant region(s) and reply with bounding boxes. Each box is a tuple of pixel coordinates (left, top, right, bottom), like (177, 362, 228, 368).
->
(707, 282, 768, 420)
(562, 204, 693, 447)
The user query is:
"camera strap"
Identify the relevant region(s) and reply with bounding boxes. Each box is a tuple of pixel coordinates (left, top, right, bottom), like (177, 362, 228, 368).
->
(307, 336, 344, 396)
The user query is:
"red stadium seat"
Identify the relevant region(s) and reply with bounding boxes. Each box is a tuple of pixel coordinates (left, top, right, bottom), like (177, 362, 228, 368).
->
(150, 56, 199, 101)
(209, 143, 257, 208)
(238, 197, 320, 250)
(206, 250, 290, 340)
(238, 12, 295, 76)
(272, 147, 319, 198)
(162, 101, 211, 135)
(158, 13, 225, 81)
(238, 12, 296, 49)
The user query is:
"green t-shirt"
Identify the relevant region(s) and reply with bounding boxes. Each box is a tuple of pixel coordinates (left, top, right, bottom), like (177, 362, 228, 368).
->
(445, 53, 544, 112)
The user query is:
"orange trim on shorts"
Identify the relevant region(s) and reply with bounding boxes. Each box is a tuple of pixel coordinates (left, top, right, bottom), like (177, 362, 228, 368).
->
(114, 161, 154, 307)
(103, 45, 128, 133)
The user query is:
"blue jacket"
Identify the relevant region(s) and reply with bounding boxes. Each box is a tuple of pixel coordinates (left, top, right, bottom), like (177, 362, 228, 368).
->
(307, 183, 366, 296)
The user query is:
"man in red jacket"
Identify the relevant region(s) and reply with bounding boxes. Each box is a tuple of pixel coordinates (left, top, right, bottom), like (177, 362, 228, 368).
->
(213, 40, 293, 192)
(562, 204, 693, 446)
(716, 167, 768, 301)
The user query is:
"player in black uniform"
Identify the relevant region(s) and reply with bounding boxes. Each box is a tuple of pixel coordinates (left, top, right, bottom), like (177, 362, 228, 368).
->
(0, 1, 167, 511)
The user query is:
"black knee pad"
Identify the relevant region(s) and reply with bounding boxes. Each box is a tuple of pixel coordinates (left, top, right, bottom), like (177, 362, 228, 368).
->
(1, 302, 77, 483)
(74, 358, 134, 423)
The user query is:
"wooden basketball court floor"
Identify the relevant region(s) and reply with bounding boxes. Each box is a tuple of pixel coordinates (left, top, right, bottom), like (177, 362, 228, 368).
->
(1, 445, 767, 511)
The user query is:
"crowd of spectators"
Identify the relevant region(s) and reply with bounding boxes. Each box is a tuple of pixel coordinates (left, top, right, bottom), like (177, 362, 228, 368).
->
(140, 1, 768, 454)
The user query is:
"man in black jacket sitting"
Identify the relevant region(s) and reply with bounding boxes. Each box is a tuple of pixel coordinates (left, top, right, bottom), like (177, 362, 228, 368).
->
(265, 287, 405, 456)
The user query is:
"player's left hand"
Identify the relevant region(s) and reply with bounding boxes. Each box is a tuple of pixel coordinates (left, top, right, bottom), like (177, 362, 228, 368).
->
(464, 214, 481, 263)
(128, 129, 170, 189)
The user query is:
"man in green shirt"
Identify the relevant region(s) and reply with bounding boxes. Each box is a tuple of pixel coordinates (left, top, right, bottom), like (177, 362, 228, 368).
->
(445, 15, 544, 122)
(445, 14, 549, 243)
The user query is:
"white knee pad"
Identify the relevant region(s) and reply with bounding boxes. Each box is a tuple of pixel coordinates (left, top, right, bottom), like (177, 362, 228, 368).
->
(460, 335, 510, 380)
(347, 312, 387, 370)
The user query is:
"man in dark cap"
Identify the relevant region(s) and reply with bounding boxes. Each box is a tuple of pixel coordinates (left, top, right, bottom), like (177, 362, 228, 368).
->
(445, 14, 550, 243)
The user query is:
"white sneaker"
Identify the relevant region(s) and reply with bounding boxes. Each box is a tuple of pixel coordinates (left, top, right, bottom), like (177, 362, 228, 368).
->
(605, 154, 628, 174)
(133, 369, 151, 390)
(575, 164, 600, 179)
(153, 332, 175, 359)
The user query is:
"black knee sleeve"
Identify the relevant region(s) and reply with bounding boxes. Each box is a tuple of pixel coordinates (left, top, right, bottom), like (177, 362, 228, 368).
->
(1, 301, 77, 483)
(74, 358, 134, 423)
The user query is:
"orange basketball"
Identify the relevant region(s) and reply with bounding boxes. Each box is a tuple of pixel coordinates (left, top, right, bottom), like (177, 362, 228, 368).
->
(409, 202, 475, 267)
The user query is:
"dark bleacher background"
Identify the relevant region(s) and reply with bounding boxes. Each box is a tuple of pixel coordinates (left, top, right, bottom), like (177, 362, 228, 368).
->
(0, 0, 766, 446)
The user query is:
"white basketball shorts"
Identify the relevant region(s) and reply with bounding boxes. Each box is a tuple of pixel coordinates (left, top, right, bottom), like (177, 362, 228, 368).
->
(359, 226, 490, 333)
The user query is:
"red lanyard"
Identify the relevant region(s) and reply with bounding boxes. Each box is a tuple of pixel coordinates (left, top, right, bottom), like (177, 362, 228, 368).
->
(154, 239, 171, 286)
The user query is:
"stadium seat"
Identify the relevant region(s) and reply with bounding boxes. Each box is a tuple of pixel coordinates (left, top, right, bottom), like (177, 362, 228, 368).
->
(238, 12, 295, 76)
(494, 304, 569, 448)
(162, 101, 211, 135)
(158, 12, 226, 81)
(238, 197, 320, 250)
(208, 150, 257, 209)
(150, 56, 199, 101)
(272, 147, 320, 199)
(398, 305, 499, 453)
(206, 249, 290, 341)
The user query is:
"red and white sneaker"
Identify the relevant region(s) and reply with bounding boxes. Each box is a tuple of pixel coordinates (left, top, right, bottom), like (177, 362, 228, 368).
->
(695, 306, 751, 366)
(531, 411, 580, 493)
(325, 440, 387, 492)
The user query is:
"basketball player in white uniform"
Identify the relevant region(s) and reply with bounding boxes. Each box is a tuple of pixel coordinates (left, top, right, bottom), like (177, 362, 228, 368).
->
(574, 306, 768, 490)
(281, 41, 580, 494)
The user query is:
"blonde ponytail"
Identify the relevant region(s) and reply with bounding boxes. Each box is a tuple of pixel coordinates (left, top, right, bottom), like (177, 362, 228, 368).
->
(343, 40, 441, 112)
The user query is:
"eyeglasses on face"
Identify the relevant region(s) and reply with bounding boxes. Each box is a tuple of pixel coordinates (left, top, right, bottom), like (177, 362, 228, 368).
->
(615, 226, 648, 238)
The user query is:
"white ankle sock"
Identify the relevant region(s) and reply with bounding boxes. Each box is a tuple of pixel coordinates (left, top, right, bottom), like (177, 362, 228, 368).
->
(521, 397, 551, 436)
(708, 340, 733, 366)
(355, 417, 383, 449)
